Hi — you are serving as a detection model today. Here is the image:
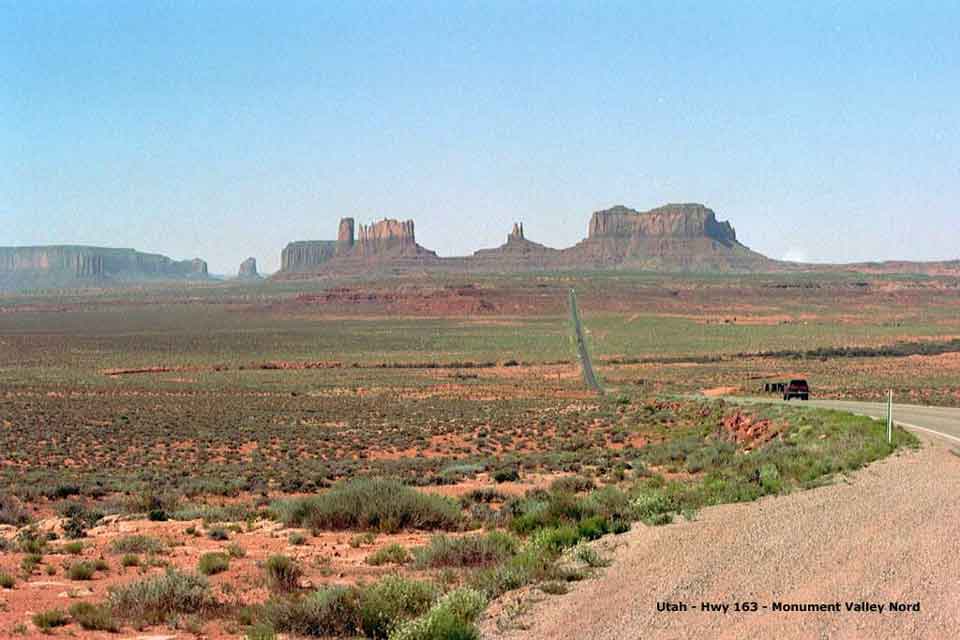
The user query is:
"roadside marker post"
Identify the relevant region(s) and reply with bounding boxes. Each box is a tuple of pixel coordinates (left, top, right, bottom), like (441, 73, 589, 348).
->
(887, 390, 893, 444)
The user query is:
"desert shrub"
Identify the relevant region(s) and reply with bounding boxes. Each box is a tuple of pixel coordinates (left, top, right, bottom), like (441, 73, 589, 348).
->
(684, 441, 737, 473)
(197, 552, 230, 576)
(56, 501, 104, 539)
(288, 532, 308, 546)
(413, 532, 518, 569)
(21, 553, 42, 575)
(571, 542, 610, 568)
(69, 561, 96, 580)
(540, 580, 569, 595)
(264, 586, 362, 637)
(245, 622, 277, 639)
(550, 476, 595, 494)
(109, 534, 164, 555)
(349, 532, 377, 548)
(469, 546, 554, 598)
(69, 601, 119, 632)
(32, 608, 69, 631)
(529, 525, 581, 554)
(0, 493, 31, 526)
(759, 463, 783, 494)
(492, 468, 519, 483)
(366, 544, 411, 566)
(265, 555, 302, 592)
(459, 488, 506, 506)
(121, 554, 140, 568)
(273, 479, 461, 533)
(15, 527, 47, 554)
(207, 526, 230, 540)
(62, 541, 85, 555)
(0, 573, 15, 589)
(388, 588, 486, 640)
(108, 569, 216, 626)
(93, 558, 110, 572)
(124, 491, 178, 518)
(227, 542, 246, 558)
(359, 576, 437, 639)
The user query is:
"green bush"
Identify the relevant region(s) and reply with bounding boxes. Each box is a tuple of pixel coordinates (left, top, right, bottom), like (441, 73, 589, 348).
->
(265, 555, 302, 592)
(366, 544, 411, 566)
(288, 532, 308, 546)
(388, 588, 486, 640)
(197, 552, 230, 576)
(69, 601, 119, 632)
(413, 532, 518, 569)
(69, 561, 95, 580)
(121, 554, 140, 567)
(63, 541, 85, 555)
(32, 608, 69, 631)
(108, 569, 216, 626)
(264, 586, 361, 637)
(759, 463, 783, 494)
(273, 478, 461, 533)
(0, 573, 15, 589)
(359, 576, 437, 639)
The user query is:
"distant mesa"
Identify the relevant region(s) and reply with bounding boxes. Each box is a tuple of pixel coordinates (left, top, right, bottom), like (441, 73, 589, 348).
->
(237, 257, 261, 279)
(276, 203, 768, 276)
(0, 246, 209, 291)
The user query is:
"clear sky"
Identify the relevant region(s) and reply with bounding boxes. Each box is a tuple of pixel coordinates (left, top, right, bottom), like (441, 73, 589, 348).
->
(2, 1, 958, 274)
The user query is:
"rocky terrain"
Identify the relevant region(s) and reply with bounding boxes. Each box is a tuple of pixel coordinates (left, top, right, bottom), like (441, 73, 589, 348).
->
(276, 203, 770, 277)
(0, 246, 208, 291)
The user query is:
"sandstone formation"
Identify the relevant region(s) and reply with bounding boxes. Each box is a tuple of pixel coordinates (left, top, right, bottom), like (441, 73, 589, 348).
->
(281, 217, 438, 273)
(0, 246, 208, 290)
(275, 203, 771, 277)
(566, 203, 768, 270)
(238, 257, 261, 279)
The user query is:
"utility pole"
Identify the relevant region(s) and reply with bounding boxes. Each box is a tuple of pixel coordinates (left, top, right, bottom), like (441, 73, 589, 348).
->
(886, 390, 893, 444)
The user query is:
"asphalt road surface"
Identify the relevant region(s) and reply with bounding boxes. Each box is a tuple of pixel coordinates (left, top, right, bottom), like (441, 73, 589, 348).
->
(739, 397, 960, 444)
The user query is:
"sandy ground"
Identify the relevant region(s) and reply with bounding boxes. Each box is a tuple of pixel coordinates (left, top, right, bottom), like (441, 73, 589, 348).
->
(483, 438, 960, 640)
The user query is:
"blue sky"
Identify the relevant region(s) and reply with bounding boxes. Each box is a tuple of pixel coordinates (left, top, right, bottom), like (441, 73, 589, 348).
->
(2, 1, 958, 273)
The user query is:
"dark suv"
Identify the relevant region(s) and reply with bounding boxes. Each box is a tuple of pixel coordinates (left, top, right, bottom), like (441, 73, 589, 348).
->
(783, 379, 810, 401)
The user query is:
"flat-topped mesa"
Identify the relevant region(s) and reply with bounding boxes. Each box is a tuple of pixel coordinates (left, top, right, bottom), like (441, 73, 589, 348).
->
(0, 246, 208, 290)
(588, 203, 738, 244)
(354, 218, 435, 258)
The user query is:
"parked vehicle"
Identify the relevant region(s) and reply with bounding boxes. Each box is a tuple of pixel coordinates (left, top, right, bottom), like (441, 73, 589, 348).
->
(784, 379, 810, 401)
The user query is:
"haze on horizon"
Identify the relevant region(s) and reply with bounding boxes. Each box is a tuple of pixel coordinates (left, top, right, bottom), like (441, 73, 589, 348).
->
(2, 1, 958, 275)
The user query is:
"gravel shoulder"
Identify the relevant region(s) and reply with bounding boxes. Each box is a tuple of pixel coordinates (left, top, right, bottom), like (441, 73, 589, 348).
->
(483, 438, 960, 640)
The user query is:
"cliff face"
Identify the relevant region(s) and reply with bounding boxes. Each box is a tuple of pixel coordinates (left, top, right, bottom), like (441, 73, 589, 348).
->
(281, 241, 337, 272)
(587, 204, 737, 244)
(0, 246, 208, 290)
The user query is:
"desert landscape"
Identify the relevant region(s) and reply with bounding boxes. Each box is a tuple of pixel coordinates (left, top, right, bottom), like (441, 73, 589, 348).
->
(5, 2, 959, 638)
(4, 251, 960, 637)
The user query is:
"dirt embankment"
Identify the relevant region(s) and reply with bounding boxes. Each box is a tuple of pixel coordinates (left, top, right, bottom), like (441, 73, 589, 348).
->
(483, 440, 960, 640)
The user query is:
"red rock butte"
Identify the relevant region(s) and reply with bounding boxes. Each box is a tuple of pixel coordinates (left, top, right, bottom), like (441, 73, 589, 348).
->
(277, 203, 771, 276)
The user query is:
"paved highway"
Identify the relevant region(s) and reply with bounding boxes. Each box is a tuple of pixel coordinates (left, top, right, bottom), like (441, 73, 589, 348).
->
(737, 397, 960, 444)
